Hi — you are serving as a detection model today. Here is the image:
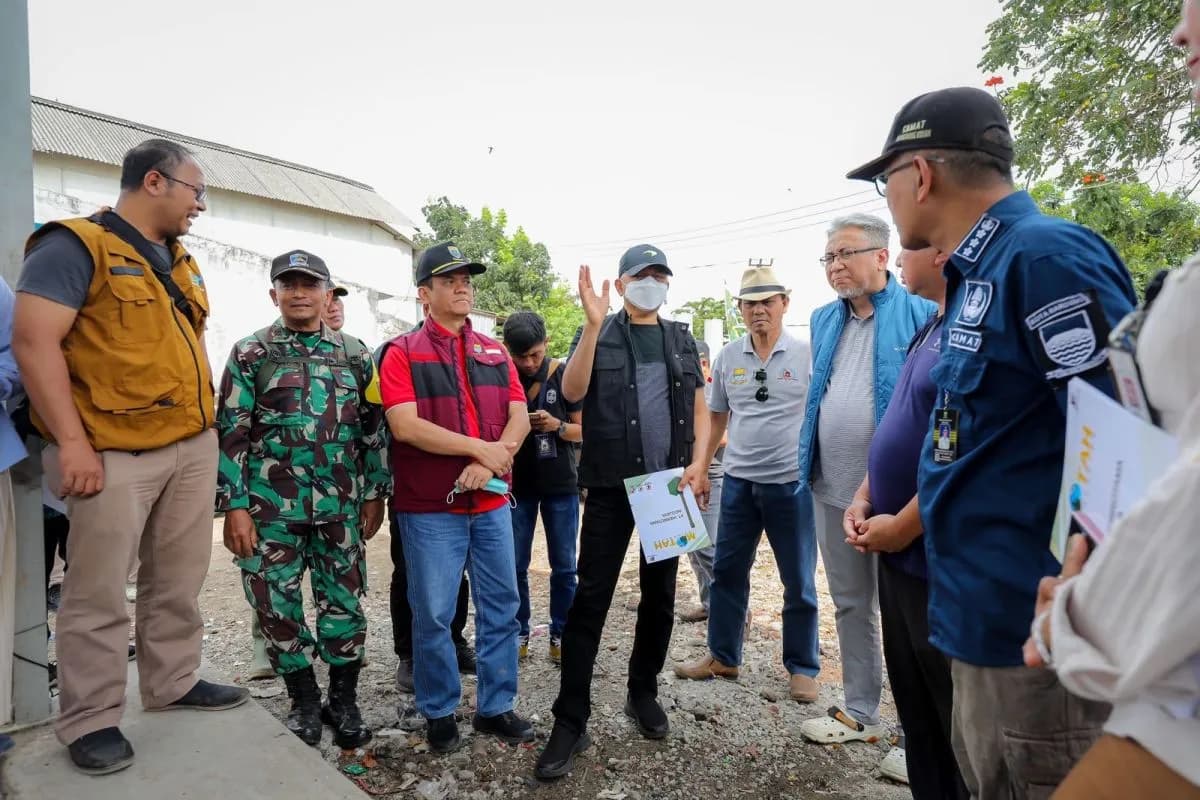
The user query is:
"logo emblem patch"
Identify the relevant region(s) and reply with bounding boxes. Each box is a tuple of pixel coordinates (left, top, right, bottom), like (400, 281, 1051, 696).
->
(730, 368, 747, 385)
(956, 280, 993, 327)
(1025, 291, 1110, 381)
(289, 253, 309, 267)
(448, 246, 464, 259)
(545, 388, 557, 405)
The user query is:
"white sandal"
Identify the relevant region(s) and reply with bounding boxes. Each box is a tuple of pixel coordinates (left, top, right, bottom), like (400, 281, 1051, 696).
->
(799, 706, 886, 744)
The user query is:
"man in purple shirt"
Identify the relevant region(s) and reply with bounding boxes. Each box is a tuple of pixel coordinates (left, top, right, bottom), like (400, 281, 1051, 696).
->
(843, 247, 967, 800)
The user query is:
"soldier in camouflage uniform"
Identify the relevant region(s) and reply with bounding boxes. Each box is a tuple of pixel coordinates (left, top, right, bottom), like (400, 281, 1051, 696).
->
(216, 250, 389, 748)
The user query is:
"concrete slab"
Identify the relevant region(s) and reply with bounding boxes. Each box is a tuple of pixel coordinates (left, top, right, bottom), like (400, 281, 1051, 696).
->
(2, 662, 365, 799)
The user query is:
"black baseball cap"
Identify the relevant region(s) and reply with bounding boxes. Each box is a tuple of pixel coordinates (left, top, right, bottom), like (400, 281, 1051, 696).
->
(270, 250, 330, 282)
(331, 285, 349, 297)
(618, 243, 672, 278)
(415, 241, 486, 284)
(846, 87, 1014, 182)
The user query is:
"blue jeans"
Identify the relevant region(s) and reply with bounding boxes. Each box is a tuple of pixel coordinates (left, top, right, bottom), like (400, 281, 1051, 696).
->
(511, 493, 579, 637)
(707, 475, 820, 677)
(397, 507, 520, 719)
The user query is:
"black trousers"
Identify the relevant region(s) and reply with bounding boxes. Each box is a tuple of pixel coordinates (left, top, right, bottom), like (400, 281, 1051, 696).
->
(389, 514, 469, 657)
(44, 510, 69, 588)
(552, 487, 678, 732)
(878, 559, 969, 800)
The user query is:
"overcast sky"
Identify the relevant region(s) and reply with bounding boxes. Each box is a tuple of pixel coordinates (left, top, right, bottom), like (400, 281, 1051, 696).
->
(28, 0, 1002, 324)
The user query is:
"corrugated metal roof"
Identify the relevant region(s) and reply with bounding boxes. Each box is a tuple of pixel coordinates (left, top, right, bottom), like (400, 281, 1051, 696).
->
(30, 97, 416, 240)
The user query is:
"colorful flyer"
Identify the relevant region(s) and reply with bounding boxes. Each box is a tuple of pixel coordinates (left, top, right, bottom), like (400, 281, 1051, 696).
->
(1051, 378, 1179, 561)
(623, 467, 711, 564)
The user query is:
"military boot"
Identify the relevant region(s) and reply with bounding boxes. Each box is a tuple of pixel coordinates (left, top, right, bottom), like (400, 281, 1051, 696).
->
(283, 667, 323, 746)
(321, 661, 372, 749)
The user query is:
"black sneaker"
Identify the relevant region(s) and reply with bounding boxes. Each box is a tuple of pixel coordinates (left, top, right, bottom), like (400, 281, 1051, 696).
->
(427, 714, 461, 753)
(154, 679, 250, 712)
(46, 583, 62, 612)
(623, 693, 669, 739)
(128, 643, 136, 661)
(472, 710, 534, 744)
(534, 721, 590, 780)
(455, 642, 477, 675)
(67, 727, 134, 776)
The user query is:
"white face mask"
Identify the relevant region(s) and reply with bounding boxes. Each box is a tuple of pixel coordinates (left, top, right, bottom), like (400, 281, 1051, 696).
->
(623, 276, 669, 311)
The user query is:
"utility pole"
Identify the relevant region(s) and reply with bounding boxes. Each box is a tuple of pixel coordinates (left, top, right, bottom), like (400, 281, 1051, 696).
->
(0, 0, 50, 727)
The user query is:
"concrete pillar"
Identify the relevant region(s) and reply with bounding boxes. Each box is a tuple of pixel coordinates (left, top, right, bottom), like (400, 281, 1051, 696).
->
(0, 0, 50, 727)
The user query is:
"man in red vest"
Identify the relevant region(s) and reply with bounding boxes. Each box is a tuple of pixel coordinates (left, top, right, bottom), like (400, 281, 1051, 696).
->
(379, 242, 532, 753)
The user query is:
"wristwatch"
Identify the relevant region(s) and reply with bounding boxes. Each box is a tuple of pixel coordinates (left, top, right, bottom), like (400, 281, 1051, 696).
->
(556, 421, 568, 439)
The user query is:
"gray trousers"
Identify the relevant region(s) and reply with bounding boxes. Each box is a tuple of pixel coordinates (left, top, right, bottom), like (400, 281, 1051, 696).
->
(950, 660, 1108, 800)
(685, 468, 723, 609)
(813, 498, 882, 725)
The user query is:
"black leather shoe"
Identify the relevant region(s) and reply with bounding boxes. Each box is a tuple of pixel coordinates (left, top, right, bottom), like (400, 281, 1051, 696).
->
(472, 710, 534, 743)
(623, 693, 669, 739)
(427, 714, 461, 753)
(394, 657, 415, 693)
(67, 727, 134, 775)
(455, 642, 477, 675)
(158, 679, 250, 712)
(534, 721, 590, 780)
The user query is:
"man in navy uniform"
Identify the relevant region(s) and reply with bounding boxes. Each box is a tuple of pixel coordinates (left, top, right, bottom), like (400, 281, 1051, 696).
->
(846, 87, 1136, 798)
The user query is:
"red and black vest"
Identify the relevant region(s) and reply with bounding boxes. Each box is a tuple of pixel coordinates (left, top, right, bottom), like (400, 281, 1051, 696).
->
(389, 318, 514, 512)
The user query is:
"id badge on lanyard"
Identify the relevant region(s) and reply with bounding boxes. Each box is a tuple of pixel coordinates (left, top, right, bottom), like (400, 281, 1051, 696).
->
(932, 390, 959, 464)
(534, 371, 559, 461)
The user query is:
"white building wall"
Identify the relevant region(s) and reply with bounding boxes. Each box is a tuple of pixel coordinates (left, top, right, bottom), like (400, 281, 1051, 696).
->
(32, 153, 421, 376)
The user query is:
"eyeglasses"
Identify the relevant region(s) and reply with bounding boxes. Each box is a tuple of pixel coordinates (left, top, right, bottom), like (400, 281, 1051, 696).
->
(873, 156, 947, 197)
(818, 247, 881, 267)
(754, 369, 769, 402)
(158, 171, 207, 203)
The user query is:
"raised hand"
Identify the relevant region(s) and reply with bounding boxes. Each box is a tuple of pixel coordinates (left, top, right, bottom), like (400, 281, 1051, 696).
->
(578, 264, 611, 327)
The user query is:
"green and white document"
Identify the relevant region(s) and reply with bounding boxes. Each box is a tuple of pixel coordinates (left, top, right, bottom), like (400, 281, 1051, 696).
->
(624, 467, 711, 564)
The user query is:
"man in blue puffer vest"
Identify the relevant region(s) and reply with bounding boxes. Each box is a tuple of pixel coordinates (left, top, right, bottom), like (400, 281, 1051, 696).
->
(796, 213, 934, 752)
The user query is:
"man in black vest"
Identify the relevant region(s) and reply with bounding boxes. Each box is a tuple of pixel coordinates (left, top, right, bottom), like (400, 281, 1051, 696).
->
(535, 245, 712, 779)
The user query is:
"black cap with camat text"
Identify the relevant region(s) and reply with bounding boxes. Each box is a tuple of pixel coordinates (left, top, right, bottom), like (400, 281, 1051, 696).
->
(846, 87, 1013, 182)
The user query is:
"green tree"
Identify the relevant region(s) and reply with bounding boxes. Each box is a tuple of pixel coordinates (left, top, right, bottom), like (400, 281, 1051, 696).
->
(674, 295, 744, 342)
(536, 283, 586, 357)
(980, 2, 1197, 188)
(1031, 179, 1200, 295)
(416, 197, 557, 314)
(416, 197, 583, 351)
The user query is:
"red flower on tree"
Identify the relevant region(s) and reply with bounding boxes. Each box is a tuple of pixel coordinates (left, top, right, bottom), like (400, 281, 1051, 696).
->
(984, 76, 1005, 88)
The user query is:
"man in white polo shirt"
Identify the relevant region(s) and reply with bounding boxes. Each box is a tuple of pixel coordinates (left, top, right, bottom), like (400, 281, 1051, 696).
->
(675, 267, 821, 702)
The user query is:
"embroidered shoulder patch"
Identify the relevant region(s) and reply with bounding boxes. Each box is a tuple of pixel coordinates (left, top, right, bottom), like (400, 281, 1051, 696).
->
(954, 215, 1001, 263)
(1024, 291, 1110, 381)
(955, 280, 993, 327)
(947, 327, 982, 352)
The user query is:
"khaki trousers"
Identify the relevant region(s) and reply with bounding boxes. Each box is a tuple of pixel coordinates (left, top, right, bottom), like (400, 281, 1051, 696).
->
(1053, 735, 1200, 799)
(47, 429, 217, 744)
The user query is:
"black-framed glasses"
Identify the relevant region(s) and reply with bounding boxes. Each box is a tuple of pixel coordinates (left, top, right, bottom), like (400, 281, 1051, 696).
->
(754, 369, 769, 402)
(873, 155, 947, 197)
(158, 170, 207, 203)
(818, 247, 881, 267)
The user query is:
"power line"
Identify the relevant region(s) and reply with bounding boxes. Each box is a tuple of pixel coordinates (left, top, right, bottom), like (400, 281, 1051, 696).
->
(555, 188, 877, 248)
(573, 202, 892, 256)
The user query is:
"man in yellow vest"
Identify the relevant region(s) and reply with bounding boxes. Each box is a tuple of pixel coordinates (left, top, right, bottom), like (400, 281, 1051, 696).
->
(13, 138, 249, 776)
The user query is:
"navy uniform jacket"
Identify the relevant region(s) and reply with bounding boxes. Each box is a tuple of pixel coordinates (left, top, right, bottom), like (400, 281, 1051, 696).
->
(918, 190, 1137, 668)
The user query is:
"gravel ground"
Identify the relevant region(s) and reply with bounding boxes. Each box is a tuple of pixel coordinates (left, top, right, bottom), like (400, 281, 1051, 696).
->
(191, 517, 909, 800)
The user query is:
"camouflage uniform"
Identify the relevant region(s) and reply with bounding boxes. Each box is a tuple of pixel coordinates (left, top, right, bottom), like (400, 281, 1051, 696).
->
(216, 320, 389, 674)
